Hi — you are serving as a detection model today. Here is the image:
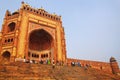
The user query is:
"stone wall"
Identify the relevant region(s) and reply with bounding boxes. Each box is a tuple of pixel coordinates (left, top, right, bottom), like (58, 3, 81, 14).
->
(67, 58, 112, 73)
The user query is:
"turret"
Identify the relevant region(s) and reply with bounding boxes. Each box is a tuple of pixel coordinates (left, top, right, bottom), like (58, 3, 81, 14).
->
(110, 57, 120, 74)
(5, 10, 11, 17)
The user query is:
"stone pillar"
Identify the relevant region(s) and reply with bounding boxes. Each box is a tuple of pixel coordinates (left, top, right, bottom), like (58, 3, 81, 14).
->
(56, 23, 62, 62)
(17, 12, 28, 58)
(61, 27, 67, 64)
(110, 57, 120, 74)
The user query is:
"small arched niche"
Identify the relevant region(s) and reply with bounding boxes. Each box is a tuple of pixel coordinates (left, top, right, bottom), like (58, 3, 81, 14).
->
(8, 22, 16, 32)
(2, 51, 11, 61)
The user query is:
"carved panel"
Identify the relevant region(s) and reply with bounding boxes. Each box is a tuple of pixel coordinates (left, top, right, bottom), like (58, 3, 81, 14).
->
(28, 22, 56, 39)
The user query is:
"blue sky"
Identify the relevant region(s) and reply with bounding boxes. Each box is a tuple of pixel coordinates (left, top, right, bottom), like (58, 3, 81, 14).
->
(0, 0, 120, 67)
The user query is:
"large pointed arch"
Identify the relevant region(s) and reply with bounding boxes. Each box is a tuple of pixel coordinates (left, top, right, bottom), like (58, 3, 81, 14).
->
(29, 29, 53, 51)
(27, 29, 54, 62)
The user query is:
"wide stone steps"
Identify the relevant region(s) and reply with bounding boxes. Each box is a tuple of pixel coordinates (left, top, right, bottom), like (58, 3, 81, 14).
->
(0, 62, 120, 80)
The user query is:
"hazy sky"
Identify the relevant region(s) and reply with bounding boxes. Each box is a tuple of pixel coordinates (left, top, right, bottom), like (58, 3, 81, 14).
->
(0, 0, 120, 67)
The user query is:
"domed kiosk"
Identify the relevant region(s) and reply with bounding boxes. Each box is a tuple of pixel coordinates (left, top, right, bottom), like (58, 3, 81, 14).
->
(110, 57, 120, 74)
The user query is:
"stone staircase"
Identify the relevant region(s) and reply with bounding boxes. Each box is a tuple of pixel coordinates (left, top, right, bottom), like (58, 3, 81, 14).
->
(0, 62, 120, 80)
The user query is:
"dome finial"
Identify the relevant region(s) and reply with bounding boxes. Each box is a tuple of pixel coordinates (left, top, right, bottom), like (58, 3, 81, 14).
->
(40, 6, 44, 10)
(21, 1, 24, 4)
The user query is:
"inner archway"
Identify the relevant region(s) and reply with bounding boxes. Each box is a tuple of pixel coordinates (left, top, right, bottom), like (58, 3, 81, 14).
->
(28, 29, 53, 62)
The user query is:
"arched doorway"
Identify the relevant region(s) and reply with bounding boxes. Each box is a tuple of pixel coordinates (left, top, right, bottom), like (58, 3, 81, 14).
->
(28, 29, 53, 63)
(0, 51, 11, 63)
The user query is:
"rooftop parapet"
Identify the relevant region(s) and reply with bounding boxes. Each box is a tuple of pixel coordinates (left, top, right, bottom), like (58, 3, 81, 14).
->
(5, 2, 61, 21)
(20, 2, 61, 21)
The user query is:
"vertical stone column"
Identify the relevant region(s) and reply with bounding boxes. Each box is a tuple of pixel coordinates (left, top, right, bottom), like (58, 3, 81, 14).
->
(56, 23, 62, 62)
(10, 47, 17, 62)
(61, 27, 67, 64)
(53, 40, 57, 63)
(17, 12, 28, 58)
(110, 57, 120, 74)
(12, 30, 19, 59)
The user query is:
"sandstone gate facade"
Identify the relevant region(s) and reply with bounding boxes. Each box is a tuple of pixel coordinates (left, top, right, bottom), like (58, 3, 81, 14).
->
(0, 2, 119, 74)
(0, 2, 67, 64)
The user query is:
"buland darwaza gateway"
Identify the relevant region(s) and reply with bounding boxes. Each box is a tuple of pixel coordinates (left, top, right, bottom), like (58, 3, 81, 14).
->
(0, 2, 119, 74)
(0, 2, 67, 64)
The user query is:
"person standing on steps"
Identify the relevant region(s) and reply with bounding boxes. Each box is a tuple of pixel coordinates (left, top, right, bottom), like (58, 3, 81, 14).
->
(52, 59, 55, 69)
(47, 59, 51, 64)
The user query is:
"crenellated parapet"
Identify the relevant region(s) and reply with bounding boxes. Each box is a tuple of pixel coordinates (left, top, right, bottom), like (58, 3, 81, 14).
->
(20, 2, 61, 21)
(4, 2, 61, 22)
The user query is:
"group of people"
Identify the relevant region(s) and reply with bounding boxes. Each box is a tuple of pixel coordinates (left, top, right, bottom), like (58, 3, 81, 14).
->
(24, 59, 51, 64)
(71, 62, 91, 70)
(39, 59, 51, 64)
(40, 59, 55, 69)
(25, 59, 56, 69)
(71, 62, 82, 67)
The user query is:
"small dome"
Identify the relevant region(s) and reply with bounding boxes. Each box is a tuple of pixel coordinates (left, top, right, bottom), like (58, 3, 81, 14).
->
(110, 57, 116, 62)
(21, 1, 25, 4)
(12, 10, 19, 15)
(12, 11, 19, 15)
